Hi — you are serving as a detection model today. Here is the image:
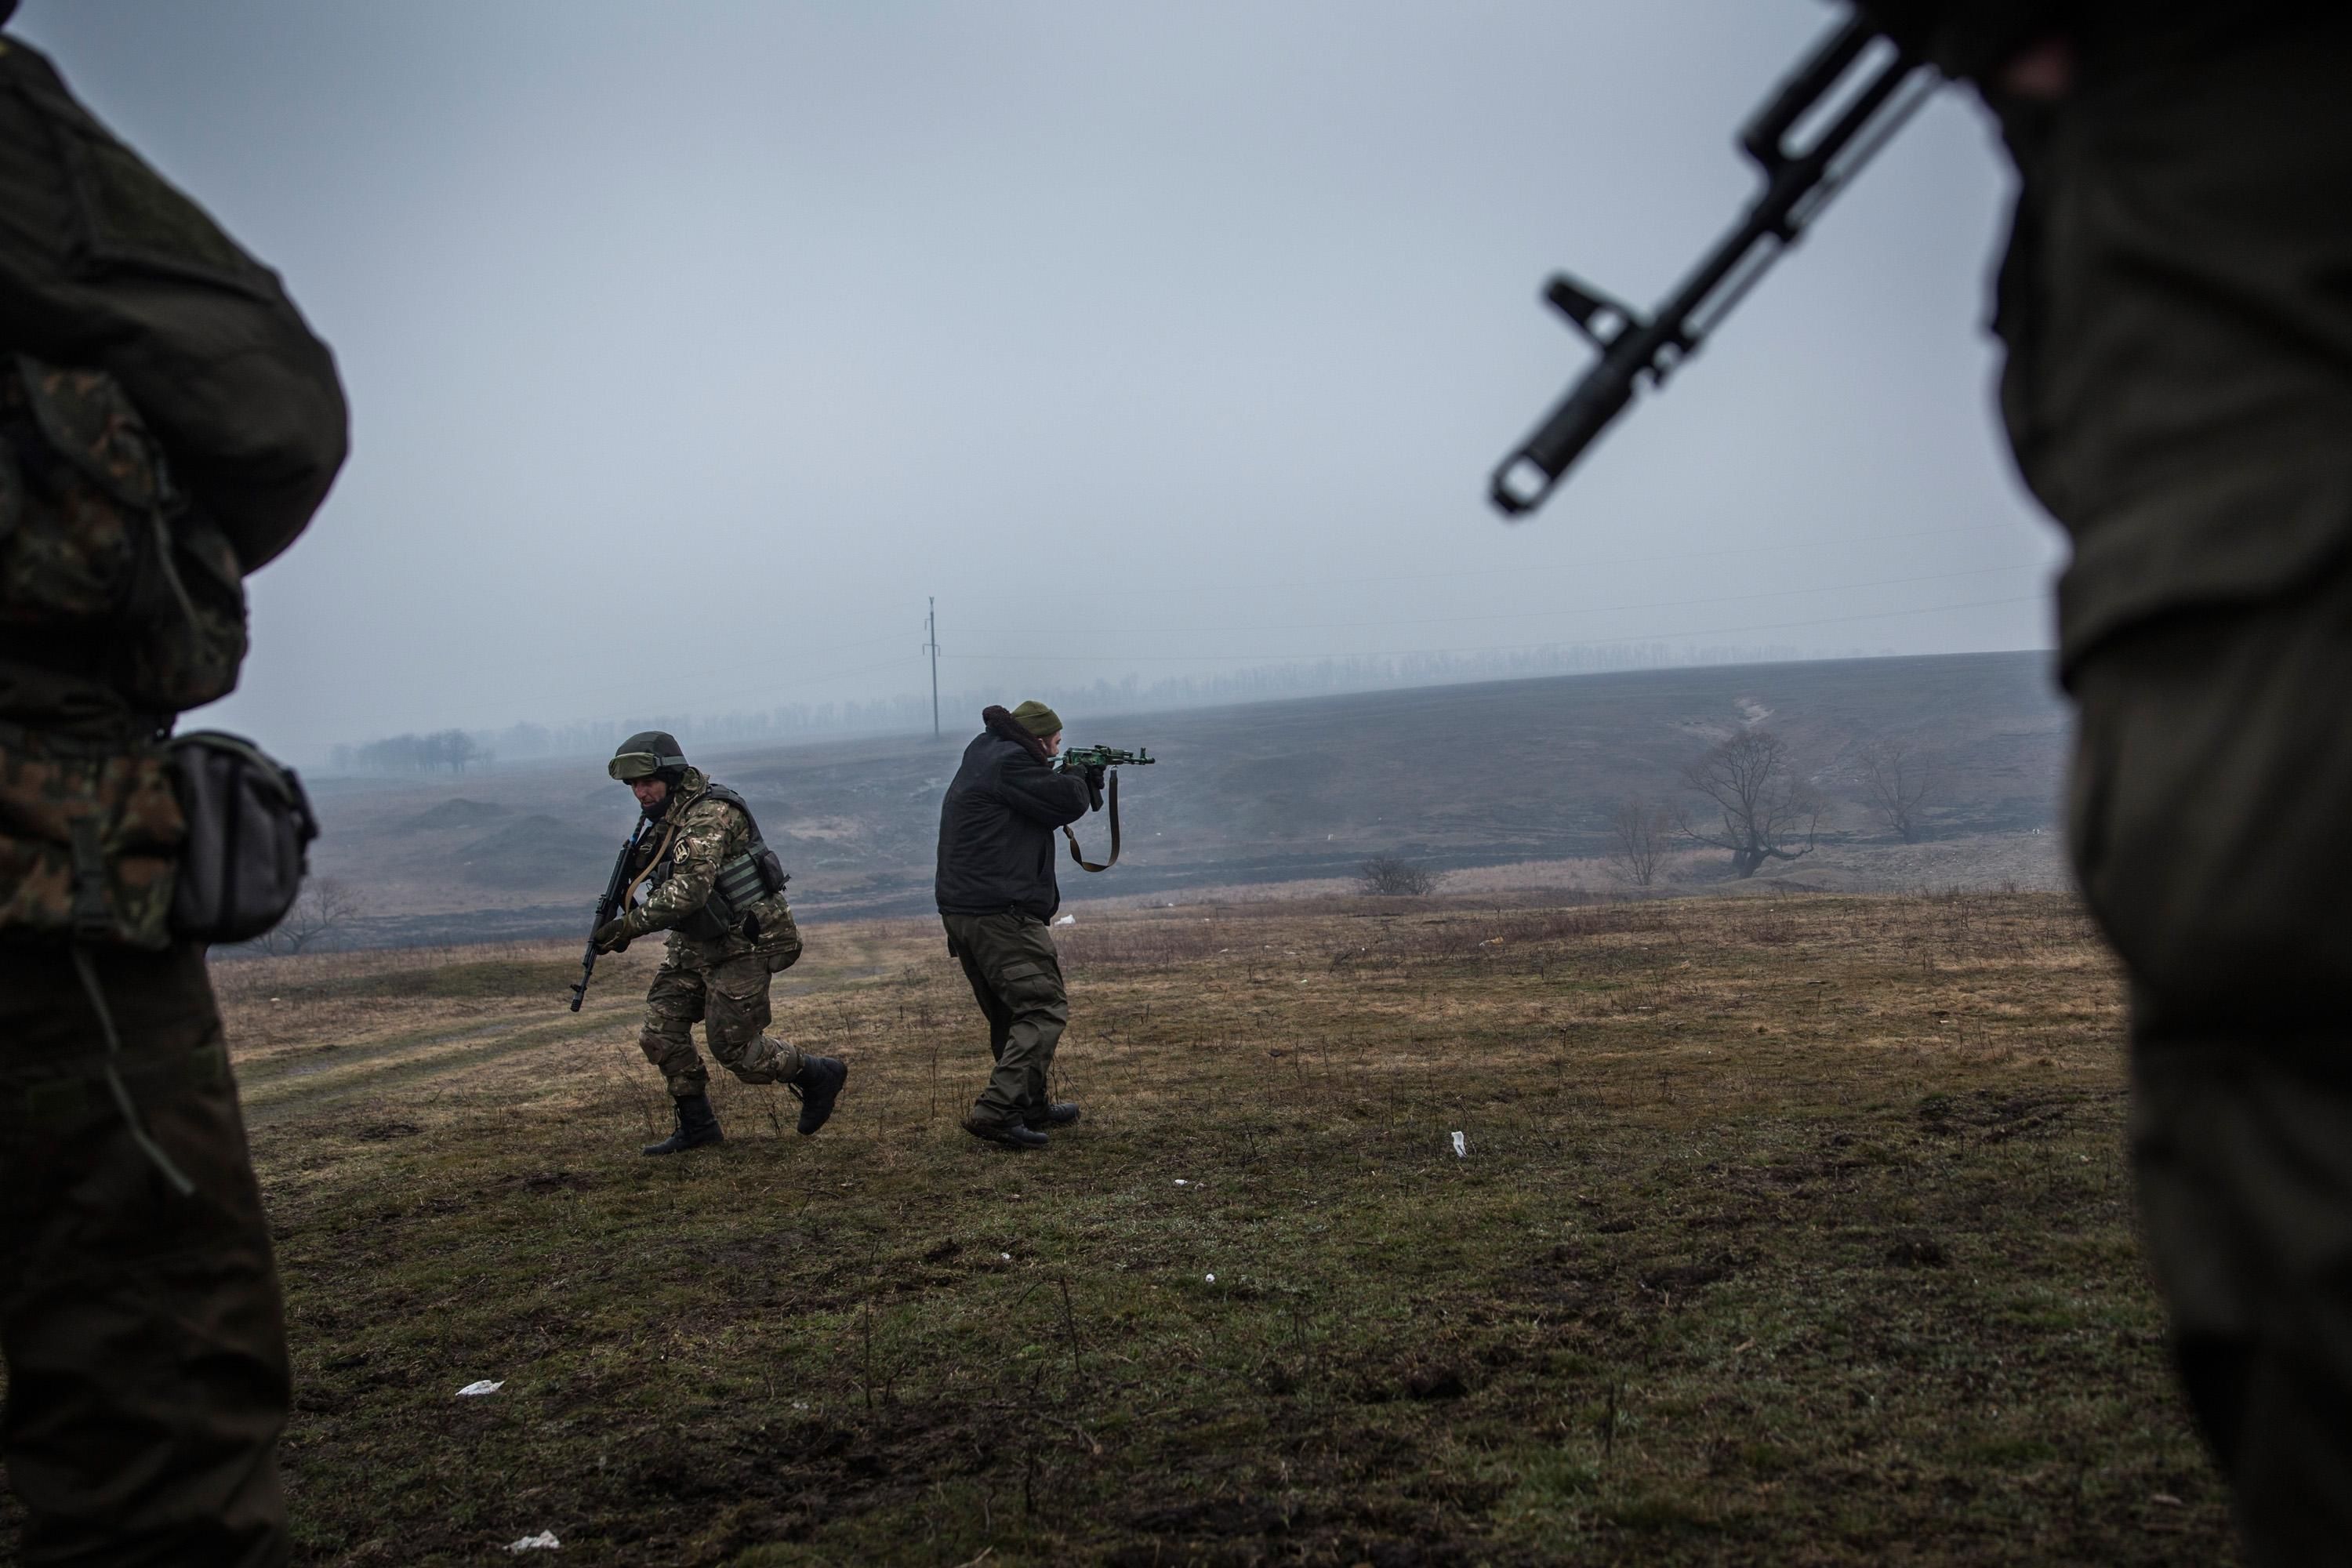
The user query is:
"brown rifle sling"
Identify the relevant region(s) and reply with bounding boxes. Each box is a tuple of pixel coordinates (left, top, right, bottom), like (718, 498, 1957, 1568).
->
(622, 821, 681, 909)
(1062, 768, 1122, 873)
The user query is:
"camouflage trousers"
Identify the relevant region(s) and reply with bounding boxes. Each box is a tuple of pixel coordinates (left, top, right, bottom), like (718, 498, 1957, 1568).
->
(942, 912, 1068, 1127)
(0, 942, 289, 1568)
(638, 941, 805, 1101)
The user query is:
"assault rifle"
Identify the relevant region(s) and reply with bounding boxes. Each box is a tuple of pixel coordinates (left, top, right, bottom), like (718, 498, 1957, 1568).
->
(1489, 16, 1935, 517)
(1054, 746, 1155, 872)
(1058, 745, 1154, 771)
(568, 815, 655, 1012)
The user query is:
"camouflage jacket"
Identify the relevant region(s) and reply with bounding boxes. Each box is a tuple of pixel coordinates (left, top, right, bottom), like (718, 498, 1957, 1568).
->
(0, 34, 347, 590)
(625, 769, 793, 963)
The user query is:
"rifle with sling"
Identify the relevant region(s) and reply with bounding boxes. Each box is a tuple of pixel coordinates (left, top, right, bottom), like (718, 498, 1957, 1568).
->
(1055, 746, 1154, 873)
(1489, 16, 1935, 517)
(569, 815, 658, 1011)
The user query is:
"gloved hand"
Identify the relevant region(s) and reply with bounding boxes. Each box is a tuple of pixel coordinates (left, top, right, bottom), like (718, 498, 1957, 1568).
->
(593, 913, 637, 953)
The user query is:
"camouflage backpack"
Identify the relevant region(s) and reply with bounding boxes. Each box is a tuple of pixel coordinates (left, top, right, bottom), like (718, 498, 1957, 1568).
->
(0, 362, 257, 948)
(0, 355, 248, 712)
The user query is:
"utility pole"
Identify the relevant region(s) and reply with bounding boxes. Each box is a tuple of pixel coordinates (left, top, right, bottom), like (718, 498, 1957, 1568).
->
(924, 597, 941, 739)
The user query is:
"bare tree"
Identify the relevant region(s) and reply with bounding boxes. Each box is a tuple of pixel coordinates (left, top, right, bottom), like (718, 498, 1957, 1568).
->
(260, 877, 365, 956)
(1856, 735, 1938, 843)
(1608, 797, 1672, 887)
(1359, 855, 1441, 896)
(1678, 730, 1822, 878)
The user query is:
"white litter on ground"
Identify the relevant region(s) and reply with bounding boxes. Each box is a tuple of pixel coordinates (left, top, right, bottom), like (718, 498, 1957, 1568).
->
(1205, 1273, 1216, 1283)
(1174, 1178, 1188, 1186)
(456, 1380, 504, 1397)
(1053, 914, 1076, 926)
(1451, 1131, 1468, 1159)
(506, 1530, 560, 1552)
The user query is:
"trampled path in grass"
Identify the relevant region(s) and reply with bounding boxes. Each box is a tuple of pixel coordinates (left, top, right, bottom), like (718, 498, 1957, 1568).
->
(5, 893, 2236, 1565)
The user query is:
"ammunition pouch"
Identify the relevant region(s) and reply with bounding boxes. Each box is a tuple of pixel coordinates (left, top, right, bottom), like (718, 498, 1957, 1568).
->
(658, 783, 790, 943)
(0, 721, 184, 949)
(167, 730, 317, 944)
(677, 848, 788, 942)
(0, 723, 318, 949)
(0, 358, 249, 716)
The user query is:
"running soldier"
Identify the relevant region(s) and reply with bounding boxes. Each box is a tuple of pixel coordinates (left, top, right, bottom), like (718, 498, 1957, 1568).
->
(592, 731, 848, 1153)
(935, 701, 1100, 1149)
(0, 7, 349, 1562)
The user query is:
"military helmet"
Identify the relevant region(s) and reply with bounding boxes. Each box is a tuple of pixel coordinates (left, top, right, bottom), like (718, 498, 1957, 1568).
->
(608, 730, 688, 782)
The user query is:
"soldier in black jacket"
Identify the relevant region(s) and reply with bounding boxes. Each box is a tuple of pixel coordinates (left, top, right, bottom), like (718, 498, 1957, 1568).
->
(935, 701, 1101, 1149)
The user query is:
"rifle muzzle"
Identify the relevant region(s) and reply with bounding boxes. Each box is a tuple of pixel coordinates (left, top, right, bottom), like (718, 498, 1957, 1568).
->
(1490, 368, 1637, 516)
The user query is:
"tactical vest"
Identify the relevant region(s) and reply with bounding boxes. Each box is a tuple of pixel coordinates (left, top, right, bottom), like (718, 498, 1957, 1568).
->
(645, 782, 789, 942)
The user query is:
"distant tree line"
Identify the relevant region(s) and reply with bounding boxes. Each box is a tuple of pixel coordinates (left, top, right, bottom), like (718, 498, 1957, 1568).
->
(318, 639, 1884, 773)
(330, 730, 492, 775)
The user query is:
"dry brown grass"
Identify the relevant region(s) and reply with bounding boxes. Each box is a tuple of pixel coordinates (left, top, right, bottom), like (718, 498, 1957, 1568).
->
(11, 889, 2223, 1566)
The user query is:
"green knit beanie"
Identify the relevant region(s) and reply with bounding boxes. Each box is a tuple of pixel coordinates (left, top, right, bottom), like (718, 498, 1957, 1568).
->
(1010, 700, 1062, 738)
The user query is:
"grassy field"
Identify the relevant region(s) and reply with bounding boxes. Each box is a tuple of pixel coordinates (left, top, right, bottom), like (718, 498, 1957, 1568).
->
(32, 891, 2238, 1564)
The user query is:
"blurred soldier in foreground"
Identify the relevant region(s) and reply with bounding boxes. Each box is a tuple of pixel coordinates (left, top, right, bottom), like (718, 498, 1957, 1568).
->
(935, 702, 1099, 1149)
(0, 6, 349, 1562)
(593, 732, 847, 1153)
(1857, 3, 2352, 1557)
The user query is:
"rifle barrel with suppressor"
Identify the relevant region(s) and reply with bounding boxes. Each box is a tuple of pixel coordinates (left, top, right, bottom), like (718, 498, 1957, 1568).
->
(1490, 16, 1934, 518)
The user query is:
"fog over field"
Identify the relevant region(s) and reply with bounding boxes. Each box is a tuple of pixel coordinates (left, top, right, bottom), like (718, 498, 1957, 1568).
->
(17, 2, 2061, 760)
(285, 651, 2070, 952)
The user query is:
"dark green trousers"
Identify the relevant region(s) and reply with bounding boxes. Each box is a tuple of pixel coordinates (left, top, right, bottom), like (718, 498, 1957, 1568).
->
(0, 944, 289, 1567)
(2068, 572, 2352, 1565)
(1984, 12, 2352, 1560)
(942, 912, 1068, 1127)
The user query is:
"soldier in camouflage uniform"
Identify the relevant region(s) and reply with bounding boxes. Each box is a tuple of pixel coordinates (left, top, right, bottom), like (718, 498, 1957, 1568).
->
(592, 731, 848, 1153)
(1852, 4, 2352, 1559)
(0, 6, 348, 1563)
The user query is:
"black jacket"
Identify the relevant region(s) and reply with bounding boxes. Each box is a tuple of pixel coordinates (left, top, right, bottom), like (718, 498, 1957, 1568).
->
(935, 708, 1093, 920)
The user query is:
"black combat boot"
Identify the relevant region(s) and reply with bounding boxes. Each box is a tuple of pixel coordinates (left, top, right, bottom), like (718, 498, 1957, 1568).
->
(962, 1112, 1049, 1149)
(642, 1092, 724, 1156)
(1022, 1102, 1082, 1130)
(789, 1055, 849, 1136)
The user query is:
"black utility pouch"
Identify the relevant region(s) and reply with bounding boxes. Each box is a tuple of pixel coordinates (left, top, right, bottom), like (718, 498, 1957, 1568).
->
(168, 728, 318, 942)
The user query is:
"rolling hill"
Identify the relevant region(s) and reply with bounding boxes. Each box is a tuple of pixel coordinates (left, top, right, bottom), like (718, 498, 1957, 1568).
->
(299, 650, 2071, 948)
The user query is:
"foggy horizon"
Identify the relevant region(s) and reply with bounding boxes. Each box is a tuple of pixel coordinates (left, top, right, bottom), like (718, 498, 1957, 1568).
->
(20, 2, 2062, 759)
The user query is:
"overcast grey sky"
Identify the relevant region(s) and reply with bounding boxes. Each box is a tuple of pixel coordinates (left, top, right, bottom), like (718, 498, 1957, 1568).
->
(20, 2, 2056, 756)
